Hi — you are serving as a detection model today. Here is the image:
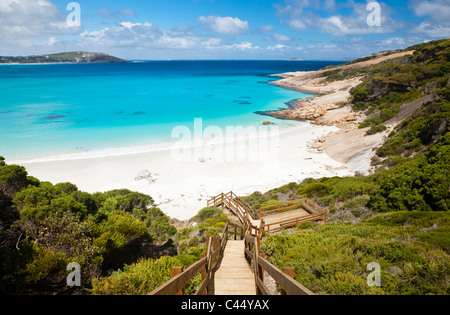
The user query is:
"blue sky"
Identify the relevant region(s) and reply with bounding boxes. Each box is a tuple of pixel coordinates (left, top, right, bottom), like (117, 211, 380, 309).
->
(0, 0, 449, 60)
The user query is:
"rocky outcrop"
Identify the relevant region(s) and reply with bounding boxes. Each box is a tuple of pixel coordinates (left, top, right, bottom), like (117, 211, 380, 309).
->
(270, 102, 341, 121)
(74, 52, 127, 63)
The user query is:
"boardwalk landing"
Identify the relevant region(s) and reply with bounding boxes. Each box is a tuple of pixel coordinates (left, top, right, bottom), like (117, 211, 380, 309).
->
(209, 240, 256, 295)
(251, 209, 309, 231)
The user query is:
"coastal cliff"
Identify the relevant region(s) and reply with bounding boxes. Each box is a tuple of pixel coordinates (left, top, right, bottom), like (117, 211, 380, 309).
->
(0, 52, 127, 64)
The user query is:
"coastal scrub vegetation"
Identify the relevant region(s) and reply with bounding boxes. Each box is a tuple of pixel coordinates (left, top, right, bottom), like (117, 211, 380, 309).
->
(1, 39, 449, 295)
(246, 38, 450, 295)
(261, 211, 449, 295)
(0, 162, 180, 294)
(247, 130, 449, 294)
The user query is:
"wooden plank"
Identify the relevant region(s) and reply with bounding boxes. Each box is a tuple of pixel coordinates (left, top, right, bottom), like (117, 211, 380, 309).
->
(212, 240, 256, 295)
(264, 209, 309, 224)
(258, 258, 314, 295)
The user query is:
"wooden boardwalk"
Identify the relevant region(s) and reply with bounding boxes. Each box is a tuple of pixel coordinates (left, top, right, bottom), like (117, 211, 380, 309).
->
(209, 240, 256, 295)
(150, 192, 320, 296)
(251, 209, 309, 231)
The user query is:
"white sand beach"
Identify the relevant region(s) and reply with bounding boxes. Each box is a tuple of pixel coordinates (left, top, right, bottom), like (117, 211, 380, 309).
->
(16, 122, 353, 220)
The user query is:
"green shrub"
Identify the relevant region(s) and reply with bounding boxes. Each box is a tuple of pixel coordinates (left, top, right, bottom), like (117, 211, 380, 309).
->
(261, 212, 450, 295)
(366, 124, 387, 135)
(297, 183, 332, 198)
(91, 256, 184, 295)
(195, 207, 223, 222)
(351, 84, 369, 102)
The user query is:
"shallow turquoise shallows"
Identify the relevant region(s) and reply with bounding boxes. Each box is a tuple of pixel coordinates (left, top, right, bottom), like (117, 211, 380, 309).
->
(0, 60, 343, 160)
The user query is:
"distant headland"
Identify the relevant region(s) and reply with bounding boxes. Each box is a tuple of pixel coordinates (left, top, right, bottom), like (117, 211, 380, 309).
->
(0, 52, 127, 64)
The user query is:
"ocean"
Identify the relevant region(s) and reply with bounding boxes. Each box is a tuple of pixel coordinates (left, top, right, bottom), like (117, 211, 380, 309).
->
(0, 60, 343, 161)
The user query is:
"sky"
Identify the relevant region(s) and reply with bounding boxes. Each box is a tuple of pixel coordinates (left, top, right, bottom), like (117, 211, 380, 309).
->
(0, 0, 449, 60)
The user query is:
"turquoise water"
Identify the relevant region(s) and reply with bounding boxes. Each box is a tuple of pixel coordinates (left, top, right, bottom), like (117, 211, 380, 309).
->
(0, 61, 342, 160)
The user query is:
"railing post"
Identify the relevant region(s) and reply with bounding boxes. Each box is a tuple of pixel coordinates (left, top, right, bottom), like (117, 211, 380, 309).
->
(206, 234, 212, 271)
(256, 234, 261, 255)
(172, 267, 184, 295)
(206, 234, 211, 253)
(199, 254, 207, 295)
(281, 267, 295, 295)
(254, 234, 261, 295)
(259, 219, 265, 238)
(259, 253, 265, 283)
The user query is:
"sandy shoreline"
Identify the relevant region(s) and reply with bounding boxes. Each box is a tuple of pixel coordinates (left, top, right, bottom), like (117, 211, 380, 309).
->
(19, 122, 353, 220)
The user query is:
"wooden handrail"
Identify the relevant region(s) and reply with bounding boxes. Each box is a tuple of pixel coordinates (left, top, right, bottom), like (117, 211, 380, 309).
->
(244, 232, 314, 296)
(150, 218, 248, 295)
(265, 211, 327, 232)
(260, 203, 304, 217)
(257, 257, 314, 295)
(208, 191, 258, 222)
(150, 256, 208, 295)
(260, 198, 307, 211)
(260, 198, 308, 218)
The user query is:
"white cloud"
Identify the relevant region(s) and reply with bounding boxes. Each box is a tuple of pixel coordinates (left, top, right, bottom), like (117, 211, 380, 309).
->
(77, 20, 263, 59)
(289, 19, 306, 31)
(198, 16, 249, 34)
(319, 14, 391, 36)
(47, 36, 57, 46)
(80, 22, 200, 50)
(202, 38, 260, 51)
(410, 0, 450, 38)
(412, 0, 450, 22)
(265, 33, 292, 42)
(258, 25, 275, 33)
(277, 0, 400, 36)
(266, 44, 304, 55)
(267, 44, 290, 51)
(0, 0, 81, 38)
(413, 22, 450, 38)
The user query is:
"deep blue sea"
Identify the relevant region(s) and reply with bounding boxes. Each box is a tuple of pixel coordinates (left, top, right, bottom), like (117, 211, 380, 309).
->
(0, 60, 343, 160)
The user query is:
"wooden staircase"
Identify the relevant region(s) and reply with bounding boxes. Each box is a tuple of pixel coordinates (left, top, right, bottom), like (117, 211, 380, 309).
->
(209, 240, 256, 295)
(150, 191, 323, 296)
